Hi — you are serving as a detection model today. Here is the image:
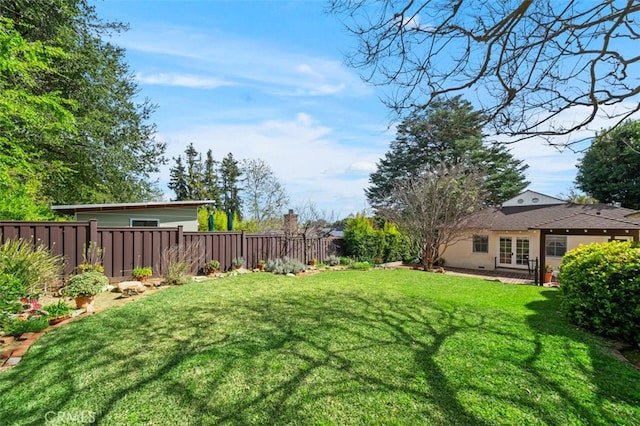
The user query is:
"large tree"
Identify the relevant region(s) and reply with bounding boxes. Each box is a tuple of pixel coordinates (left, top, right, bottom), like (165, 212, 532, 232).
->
(1, 0, 165, 204)
(0, 18, 76, 219)
(378, 164, 485, 270)
(367, 97, 528, 208)
(575, 120, 640, 210)
(330, 1, 640, 144)
(241, 159, 289, 231)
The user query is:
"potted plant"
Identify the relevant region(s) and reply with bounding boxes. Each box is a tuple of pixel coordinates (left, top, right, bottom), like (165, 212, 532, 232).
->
(61, 271, 108, 309)
(544, 264, 554, 283)
(257, 259, 266, 271)
(205, 259, 220, 276)
(308, 258, 317, 266)
(43, 300, 74, 325)
(132, 266, 153, 282)
(232, 256, 244, 269)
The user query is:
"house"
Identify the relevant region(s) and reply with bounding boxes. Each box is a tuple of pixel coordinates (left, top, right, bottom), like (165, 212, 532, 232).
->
(444, 190, 640, 279)
(52, 200, 210, 232)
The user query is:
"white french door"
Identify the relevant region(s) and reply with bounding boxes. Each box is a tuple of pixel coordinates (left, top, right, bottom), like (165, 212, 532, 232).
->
(498, 236, 530, 268)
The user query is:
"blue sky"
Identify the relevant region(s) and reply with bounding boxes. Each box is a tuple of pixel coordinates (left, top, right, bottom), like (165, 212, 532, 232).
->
(92, 0, 587, 218)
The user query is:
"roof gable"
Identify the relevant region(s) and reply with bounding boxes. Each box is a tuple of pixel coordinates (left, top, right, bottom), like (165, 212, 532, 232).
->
(501, 190, 565, 207)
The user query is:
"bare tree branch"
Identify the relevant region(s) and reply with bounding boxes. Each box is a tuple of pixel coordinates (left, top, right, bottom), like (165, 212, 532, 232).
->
(330, 0, 640, 145)
(377, 163, 484, 269)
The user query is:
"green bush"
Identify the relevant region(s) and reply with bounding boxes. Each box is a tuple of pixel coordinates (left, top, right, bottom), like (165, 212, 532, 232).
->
(343, 216, 411, 263)
(0, 238, 64, 296)
(265, 257, 307, 275)
(61, 271, 108, 298)
(559, 241, 640, 345)
(349, 261, 372, 270)
(0, 238, 64, 329)
(0, 273, 25, 329)
(5, 316, 49, 336)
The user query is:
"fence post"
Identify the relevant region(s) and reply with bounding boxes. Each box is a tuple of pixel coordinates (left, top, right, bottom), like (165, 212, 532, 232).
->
(177, 225, 184, 256)
(89, 219, 98, 244)
(241, 230, 246, 261)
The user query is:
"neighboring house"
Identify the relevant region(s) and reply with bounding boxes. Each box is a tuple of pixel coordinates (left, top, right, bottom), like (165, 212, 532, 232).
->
(52, 200, 210, 232)
(445, 190, 640, 278)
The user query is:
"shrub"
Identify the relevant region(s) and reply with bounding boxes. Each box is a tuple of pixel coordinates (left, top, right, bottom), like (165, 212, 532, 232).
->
(161, 242, 200, 285)
(349, 261, 372, 270)
(343, 216, 411, 263)
(205, 260, 220, 271)
(0, 238, 64, 296)
(264, 257, 307, 275)
(42, 300, 74, 318)
(324, 255, 340, 266)
(132, 266, 153, 279)
(0, 273, 25, 328)
(559, 241, 640, 345)
(5, 316, 49, 336)
(61, 271, 108, 298)
(0, 238, 64, 329)
(339, 256, 351, 266)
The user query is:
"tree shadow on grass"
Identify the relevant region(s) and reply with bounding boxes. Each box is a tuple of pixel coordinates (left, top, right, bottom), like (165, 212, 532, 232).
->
(2, 282, 639, 425)
(524, 289, 640, 424)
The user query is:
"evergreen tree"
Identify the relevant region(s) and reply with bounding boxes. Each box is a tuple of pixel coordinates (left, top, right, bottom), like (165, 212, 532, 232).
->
(168, 156, 189, 201)
(202, 149, 221, 207)
(367, 97, 529, 208)
(184, 143, 203, 200)
(220, 153, 243, 220)
(576, 120, 640, 210)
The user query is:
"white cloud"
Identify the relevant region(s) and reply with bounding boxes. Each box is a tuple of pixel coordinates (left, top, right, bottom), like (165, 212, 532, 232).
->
(114, 24, 370, 99)
(136, 72, 237, 89)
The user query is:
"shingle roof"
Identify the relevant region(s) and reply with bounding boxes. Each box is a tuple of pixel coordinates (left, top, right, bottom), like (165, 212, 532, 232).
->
(465, 203, 640, 231)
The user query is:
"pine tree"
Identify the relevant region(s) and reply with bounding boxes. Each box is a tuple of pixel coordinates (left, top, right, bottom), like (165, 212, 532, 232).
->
(168, 156, 188, 201)
(184, 143, 204, 200)
(366, 96, 529, 208)
(220, 153, 243, 220)
(202, 149, 221, 207)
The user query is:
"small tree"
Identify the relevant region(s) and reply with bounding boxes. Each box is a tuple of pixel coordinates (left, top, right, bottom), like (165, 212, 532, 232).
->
(241, 158, 289, 232)
(378, 164, 484, 270)
(290, 202, 337, 264)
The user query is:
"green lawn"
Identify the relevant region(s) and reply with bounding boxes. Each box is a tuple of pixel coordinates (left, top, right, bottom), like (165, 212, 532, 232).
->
(1, 269, 639, 425)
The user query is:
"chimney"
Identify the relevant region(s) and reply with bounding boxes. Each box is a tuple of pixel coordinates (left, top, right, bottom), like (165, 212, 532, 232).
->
(284, 209, 298, 236)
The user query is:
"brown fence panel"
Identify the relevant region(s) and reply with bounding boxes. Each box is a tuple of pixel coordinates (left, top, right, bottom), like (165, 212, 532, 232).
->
(0, 221, 92, 276)
(184, 231, 244, 272)
(97, 227, 180, 278)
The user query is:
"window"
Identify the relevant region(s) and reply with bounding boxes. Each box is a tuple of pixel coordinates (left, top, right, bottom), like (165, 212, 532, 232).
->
(473, 235, 489, 253)
(130, 219, 159, 227)
(545, 236, 567, 257)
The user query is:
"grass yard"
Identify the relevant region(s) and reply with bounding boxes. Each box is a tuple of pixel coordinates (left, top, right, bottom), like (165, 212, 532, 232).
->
(1, 269, 639, 425)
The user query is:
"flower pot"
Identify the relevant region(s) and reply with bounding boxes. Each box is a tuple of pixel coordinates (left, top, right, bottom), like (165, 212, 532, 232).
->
(207, 269, 217, 276)
(544, 271, 553, 283)
(257, 264, 265, 271)
(135, 276, 148, 283)
(74, 296, 95, 309)
(49, 314, 71, 325)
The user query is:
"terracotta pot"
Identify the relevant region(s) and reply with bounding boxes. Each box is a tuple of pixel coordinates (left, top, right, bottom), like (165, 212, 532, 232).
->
(207, 269, 217, 276)
(135, 276, 148, 283)
(74, 296, 95, 309)
(49, 314, 71, 325)
(544, 271, 553, 283)
(257, 264, 265, 271)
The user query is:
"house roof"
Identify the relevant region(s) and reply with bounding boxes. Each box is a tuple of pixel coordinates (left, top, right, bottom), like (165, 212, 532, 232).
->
(466, 203, 640, 231)
(52, 200, 212, 215)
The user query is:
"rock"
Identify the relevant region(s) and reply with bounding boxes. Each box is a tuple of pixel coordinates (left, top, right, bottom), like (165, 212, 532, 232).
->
(117, 281, 146, 297)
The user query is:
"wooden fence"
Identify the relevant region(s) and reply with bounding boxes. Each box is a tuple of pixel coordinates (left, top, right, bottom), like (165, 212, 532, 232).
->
(0, 220, 344, 278)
